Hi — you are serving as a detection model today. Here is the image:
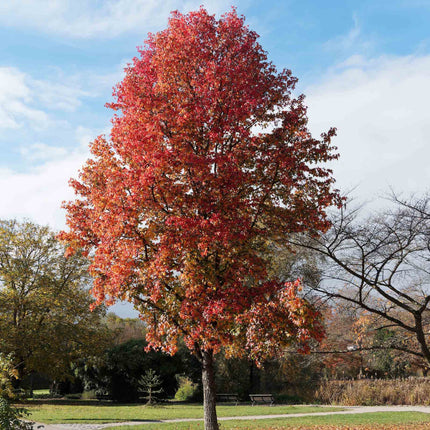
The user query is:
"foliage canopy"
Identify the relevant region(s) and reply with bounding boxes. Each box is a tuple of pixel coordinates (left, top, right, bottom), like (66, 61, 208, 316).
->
(61, 6, 339, 362)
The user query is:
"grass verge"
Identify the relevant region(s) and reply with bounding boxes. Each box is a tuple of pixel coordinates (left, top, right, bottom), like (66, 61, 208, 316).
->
(26, 403, 342, 424)
(106, 412, 430, 429)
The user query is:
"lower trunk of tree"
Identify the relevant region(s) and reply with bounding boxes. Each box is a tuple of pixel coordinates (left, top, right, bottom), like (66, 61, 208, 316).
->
(201, 349, 219, 430)
(249, 360, 260, 393)
(415, 315, 430, 364)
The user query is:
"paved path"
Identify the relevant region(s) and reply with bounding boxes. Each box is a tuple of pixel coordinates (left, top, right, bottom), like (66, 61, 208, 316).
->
(34, 405, 430, 430)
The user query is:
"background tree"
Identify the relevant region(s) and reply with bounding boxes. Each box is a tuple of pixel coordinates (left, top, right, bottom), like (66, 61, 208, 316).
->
(0, 219, 108, 386)
(138, 369, 163, 405)
(60, 8, 340, 429)
(73, 338, 196, 402)
(104, 313, 146, 345)
(215, 349, 323, 403)
(292, 194, 430, 369)
(352, 310, 420, 377)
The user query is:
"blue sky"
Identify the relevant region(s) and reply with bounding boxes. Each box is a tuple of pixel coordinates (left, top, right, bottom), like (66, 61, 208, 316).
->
(1, 0, 429, 316)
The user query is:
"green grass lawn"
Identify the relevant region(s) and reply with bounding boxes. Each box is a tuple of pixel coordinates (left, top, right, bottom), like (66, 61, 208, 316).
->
(32, 389, 50, 396)
(25, 403, 342, 424)
(106, 412, 430, 429)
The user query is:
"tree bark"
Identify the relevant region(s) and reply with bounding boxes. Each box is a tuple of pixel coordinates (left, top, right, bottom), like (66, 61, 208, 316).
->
(414, 314, 430, 364)
(201, 349, 219, 430)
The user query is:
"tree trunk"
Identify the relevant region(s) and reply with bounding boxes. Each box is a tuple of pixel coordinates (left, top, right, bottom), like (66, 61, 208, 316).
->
(249, 361, 254, 393)
(201, 350, 219, 430)
(414, 314, 430, 364)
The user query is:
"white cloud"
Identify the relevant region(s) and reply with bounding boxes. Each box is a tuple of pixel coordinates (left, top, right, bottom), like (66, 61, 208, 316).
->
(0, 68, 49, 129)
(31, 79, 89, 112)
(0, 127, 100, 230)
(0, 66, 114, 230)
(19, 143, 68, 162)
(0, 67, 93, 131)
(0, 0, 233, 39)
(305, 54, 430, 200)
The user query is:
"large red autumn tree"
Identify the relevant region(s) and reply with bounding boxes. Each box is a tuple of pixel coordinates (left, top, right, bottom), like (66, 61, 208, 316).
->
(60, 8, 340, 429)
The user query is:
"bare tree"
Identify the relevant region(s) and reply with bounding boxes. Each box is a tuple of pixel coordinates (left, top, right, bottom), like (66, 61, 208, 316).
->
(291, 194, 430, 367)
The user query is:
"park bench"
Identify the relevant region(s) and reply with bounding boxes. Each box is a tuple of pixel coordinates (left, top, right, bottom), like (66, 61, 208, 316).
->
(249, 393, 274, 406)
(216, 393, 239, 405)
